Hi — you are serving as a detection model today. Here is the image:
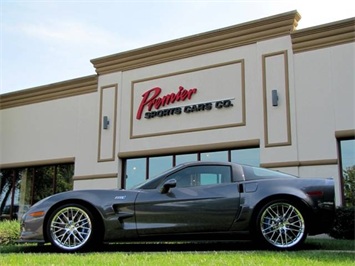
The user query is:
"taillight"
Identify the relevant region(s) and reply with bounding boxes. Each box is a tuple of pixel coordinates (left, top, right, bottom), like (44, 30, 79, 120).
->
(306, 190, 324, 197)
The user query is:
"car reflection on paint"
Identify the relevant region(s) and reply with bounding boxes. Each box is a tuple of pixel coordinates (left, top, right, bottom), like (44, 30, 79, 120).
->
(19, 162, 335, 252)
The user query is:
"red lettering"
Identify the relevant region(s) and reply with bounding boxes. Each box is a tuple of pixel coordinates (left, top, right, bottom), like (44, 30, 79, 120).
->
(136, 86, 197, 120)
(136, 87, 161, 120)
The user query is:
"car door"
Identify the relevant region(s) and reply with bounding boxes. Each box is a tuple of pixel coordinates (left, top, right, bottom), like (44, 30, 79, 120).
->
(134, 165, 241, 235)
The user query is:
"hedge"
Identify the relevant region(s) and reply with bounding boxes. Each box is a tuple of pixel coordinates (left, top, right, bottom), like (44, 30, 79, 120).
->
(329, 206, 355, 240)
(0, 220, 20, 245)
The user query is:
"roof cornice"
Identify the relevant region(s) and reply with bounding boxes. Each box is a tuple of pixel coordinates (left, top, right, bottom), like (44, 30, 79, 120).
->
(0, 75, 98, 110)
(91, 10, 301, 75)
(291, 17, 355, 53)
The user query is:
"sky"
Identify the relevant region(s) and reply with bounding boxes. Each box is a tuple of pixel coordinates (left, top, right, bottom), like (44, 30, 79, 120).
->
(1, 0, 354, 94)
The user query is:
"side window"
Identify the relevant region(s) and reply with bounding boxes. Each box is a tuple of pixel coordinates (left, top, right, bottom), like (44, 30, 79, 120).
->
(166, 165, 231, 188)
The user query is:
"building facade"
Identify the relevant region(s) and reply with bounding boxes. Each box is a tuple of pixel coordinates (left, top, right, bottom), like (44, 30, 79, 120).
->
(1, 11, 354, 219)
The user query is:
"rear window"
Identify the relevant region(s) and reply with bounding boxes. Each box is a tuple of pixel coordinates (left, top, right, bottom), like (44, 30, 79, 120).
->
(242, 165, 297, 180)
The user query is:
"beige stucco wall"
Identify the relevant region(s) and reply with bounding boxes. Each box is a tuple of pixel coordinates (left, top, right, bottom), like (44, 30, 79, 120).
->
(0, 91, 120, 189)
(293, 42, 355, 204)
(0, 95, 92, 164)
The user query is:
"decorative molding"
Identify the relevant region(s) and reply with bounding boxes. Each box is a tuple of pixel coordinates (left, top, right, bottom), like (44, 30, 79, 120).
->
(97, 84, 118, 162)
(91, 11, 300, 74)
(118, 139, 260, 158)
(261, 159, 338, 169)
(130, 60, 246, 139)
(73, 173, 118, 181)
(0, 157, 75, 169)
(335, 129, 355, 139)
(262, 51, 292, 147)
(291, 17, 355, 53)
(0, 75, 98, 110)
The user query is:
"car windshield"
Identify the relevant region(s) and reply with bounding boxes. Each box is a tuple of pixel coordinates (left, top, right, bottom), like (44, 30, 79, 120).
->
(242, 165, 297, 180)
(130, 175, 163, 190)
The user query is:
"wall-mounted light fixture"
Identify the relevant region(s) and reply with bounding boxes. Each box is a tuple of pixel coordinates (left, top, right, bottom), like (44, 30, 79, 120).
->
(103, 116, 110, 129)
(272, 90, 279, 106)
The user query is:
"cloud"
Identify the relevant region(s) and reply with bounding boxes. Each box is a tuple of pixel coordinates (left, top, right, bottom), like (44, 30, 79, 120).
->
(18, 20, 116, 47)
(2, 0, 353, 94)
(10, 18, 148, 61)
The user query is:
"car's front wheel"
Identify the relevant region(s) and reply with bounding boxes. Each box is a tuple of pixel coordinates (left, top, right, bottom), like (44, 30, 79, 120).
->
(46, 204, 97, 252)
(255, 200, 307, 250)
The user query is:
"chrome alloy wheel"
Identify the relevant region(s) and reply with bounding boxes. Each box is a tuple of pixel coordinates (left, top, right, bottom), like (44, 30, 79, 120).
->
(260, 202, 305, 248)
(49, 206, 92, 250)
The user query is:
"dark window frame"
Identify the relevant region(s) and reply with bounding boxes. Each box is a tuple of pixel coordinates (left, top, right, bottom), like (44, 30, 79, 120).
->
(122, 147, 260, 189)
(337, 136, 355, 206)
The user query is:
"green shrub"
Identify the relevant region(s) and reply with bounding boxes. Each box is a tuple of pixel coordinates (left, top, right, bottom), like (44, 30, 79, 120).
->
(0, 220, 20, 245)
(329, 206, 355, 240)
(343, 166, 355, 207)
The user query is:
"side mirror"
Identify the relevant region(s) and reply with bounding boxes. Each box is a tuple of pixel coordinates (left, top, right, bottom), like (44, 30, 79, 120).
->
(160, 179, 177, 194)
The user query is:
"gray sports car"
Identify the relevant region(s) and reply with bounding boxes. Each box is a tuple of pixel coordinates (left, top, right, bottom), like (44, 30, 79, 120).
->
(19, 162, 335, 252)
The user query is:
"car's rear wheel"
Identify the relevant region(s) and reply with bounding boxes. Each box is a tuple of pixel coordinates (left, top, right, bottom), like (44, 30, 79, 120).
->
(255, 200, 307, 250)
(46, 204, 97, 252)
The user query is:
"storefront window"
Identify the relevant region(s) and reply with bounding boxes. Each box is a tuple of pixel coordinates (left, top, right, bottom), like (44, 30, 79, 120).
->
(55, 164, 75, 194)
(176, 154, 197, 165)
(340, 139, 355, 169)
(201, 151, 228, 162)
(125, 158, 146, 189)
(123, 147, 259, 189)
(0, 170, 21, 220)
(16, 169, 31, 220)
(0, 163, 74, 220)
(339, 139, 355, 207)
(231, 148, 260, 166)
(149, 156, 173, 179)
(33, 166, 55, 203)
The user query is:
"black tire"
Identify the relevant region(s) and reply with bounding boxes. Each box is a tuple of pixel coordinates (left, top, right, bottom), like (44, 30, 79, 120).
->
(254, 199, 307, 250)
(46, 203, 99, 252)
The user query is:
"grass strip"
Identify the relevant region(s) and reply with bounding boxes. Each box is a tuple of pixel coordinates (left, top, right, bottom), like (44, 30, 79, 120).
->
(0, 239, 354, 266)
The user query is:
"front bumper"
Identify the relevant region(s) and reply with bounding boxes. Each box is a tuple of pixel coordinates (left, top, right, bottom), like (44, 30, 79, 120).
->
(18, 213, 46, 243)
